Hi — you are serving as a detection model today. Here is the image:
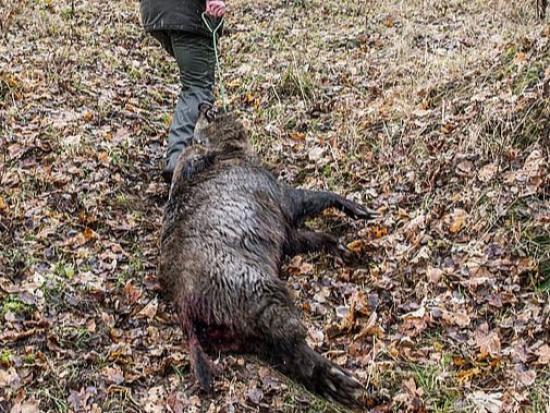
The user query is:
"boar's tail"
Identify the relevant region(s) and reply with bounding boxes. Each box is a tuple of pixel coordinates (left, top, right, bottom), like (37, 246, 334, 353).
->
(268, 341, 367, 409)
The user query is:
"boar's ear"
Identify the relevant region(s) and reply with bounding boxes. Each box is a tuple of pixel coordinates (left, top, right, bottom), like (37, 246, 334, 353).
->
(198, 102, 213, 115)
(197, 102, 225, 124)
(206, 106, 224, 123)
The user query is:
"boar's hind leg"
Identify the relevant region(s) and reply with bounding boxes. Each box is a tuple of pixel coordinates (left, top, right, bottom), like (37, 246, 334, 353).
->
(178, 306, 220, 390)
(285, 230, 355, 264)
(187, 326, 221, 390)
(285, 188, 377, 225)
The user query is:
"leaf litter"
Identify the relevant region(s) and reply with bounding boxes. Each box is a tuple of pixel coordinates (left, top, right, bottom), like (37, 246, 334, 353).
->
(1, 0, 549, 412)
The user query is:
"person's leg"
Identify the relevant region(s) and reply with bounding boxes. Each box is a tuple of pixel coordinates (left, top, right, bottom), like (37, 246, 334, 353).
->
(150, 31, 174, 57)
(163, 32, 216, 183)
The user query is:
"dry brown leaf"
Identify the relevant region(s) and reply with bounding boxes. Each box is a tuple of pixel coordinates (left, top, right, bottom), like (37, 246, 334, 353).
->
(0, 367, 18, 388)
(478, 163, 498, 182)
(402, 377, 417, 397)
(452, 356, 468, 367)
(514, 52, 527, 63)
(307, 327, 324, 348)
(457, 367, 483, 384)
(347, 239, 366, 253)
(83, 227, 98, 242)
(124, 280, 143, 306)
(308, 146, 325, 161)
(441, 122, 453, 134)
(137, 298, 158, 320)
(166, 392, 185, 413)
(11, 402, 40, 413)
(441, 310, 471, 328)
(287, 255, 315, 276)
(426, 267, 444, 284)
(142, 386, 166, 413)
(476, 323, 501, 358)
(101, 364, 125, 384)
(82, 111, 94, 122)
(456, 160, 473, 174)
(517, 369, 537, 386)
(466, 391, 502, 413)
(368, 225, 388, 239)
(448, 208, 467, 233)
(290, 132, 306, 141)
(0, 328, 38, 342)
(86, 318, 97, 333)
(246, 387, 264, 404)
(535, 344, 550, 365)
(403, 214, 426, 240)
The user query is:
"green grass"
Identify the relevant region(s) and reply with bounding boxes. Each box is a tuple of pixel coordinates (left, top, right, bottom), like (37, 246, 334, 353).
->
(515, 223, 550, 293)
(281, 381, 353, 413)
(276, 62, 317, 101)
(1, 349, 13, 366)
(403, 358, 462, 413)
(539, 260, 550, 291)
(52, 261, 76, 280)
(116, 245, 145, 287)
(37, 388, 70, 413)
(528, 370, 550, 413)
(1, 297, 32, 317)
(24, 353, 37, 365)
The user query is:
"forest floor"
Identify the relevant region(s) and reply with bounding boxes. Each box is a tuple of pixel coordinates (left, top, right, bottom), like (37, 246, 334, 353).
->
(1, 0, 549, 412)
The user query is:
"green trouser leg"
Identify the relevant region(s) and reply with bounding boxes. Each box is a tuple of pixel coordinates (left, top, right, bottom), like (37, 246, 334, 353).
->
(164, 32, 216, 177)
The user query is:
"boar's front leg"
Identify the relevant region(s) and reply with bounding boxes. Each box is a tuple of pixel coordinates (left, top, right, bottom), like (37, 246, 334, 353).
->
(284, 188, 377, 226)
(284, 229, 355, 264)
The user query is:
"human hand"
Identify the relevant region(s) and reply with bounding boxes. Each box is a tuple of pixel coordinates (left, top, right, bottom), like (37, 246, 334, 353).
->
(206, 0, 226, 18)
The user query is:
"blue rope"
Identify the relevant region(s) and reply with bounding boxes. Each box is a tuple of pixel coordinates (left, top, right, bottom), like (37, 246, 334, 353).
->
(201, 12, 227, 110)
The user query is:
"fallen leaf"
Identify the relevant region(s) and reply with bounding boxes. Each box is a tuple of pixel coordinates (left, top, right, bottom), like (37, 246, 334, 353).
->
(475, 323, 501, 358)
(535, 344, 550, 365)
(137, 299, 158, 320)
(517, 369, 537, 386)
(142, 386, 166, 413)
(290, 132, 306, 141)
(246, 387, 264, 404)
(426, 267, 444, 284)
(466, 391, 502, 413)
(458, 367, 483, 384)
(447, 208, 467, 233)
(441, 310, 471, 328)
(308, 146, 325, 161)
(166, 392, 184, 413)
(124, 280, 143, 306)
(0, 367, 18, 388)
(67, 388, 90, 412)
(478, 163, 497, 182)
(101, 364, 125, 384)
(10, 400, 40, 413)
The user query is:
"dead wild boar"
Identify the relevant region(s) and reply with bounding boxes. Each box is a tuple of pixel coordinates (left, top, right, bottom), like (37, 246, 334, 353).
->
(159, 103, 377, 409)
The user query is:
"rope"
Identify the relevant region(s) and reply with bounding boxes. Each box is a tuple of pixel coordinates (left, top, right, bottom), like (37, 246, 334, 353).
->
(201, 12, 227, 111)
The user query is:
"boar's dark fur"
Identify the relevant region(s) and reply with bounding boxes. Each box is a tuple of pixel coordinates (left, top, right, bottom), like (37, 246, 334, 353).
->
(159, 104, 376, 409)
